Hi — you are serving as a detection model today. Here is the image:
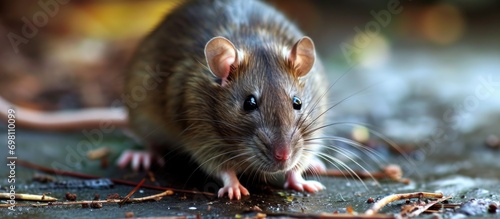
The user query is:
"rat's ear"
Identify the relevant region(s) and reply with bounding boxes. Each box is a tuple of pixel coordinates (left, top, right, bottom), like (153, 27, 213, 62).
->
(204, 36, 239, 86)
(288, 36, 316, 77)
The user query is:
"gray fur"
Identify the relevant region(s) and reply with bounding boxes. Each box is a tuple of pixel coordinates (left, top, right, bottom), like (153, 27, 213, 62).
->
(125, 0, 327, 184)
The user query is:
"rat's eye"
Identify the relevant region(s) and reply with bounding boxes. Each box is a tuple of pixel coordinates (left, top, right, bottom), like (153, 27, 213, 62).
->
(292, 96, 302, 110)
(243, 95, 258, 111)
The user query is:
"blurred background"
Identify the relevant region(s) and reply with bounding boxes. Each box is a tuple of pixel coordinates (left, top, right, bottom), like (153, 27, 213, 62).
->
(0, 0, 499, 177)
(0, 1, 500, 217)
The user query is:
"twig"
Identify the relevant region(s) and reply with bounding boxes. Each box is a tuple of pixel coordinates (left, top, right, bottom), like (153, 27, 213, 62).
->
(0, 190, 174, 208)
(131, 190, 174, 202)
(365, 192, 444, 215)
(17, 159, 215, 197)
(403, 196, 452, 217)
(120, 178, 146, 206)
(0, 193, 57, 201)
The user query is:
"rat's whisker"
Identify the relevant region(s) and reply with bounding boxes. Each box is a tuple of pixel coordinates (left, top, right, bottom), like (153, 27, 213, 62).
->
(295, 64, 356, 134)
(313, 151, 371, 189)
(306, 136, 388, 170)
(308, 120, 418, 175)
(302, 121, 363, 136)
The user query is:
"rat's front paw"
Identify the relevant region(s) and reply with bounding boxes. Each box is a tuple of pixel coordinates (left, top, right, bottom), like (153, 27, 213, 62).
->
(217, 170, 250, 200)
(284, 171, 325, 193)
(116, 150, 163, 171)
(218, 183, 250, 200)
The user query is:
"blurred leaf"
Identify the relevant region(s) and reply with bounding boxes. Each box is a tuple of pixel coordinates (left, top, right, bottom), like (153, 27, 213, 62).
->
(64, 0, 184, 38)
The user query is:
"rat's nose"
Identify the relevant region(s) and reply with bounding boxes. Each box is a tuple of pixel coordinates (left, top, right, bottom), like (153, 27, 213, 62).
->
(274, 146, 291, 161)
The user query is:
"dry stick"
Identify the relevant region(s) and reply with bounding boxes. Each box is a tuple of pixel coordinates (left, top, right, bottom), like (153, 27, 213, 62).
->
(120, 178, 146, 206)
(0, 193, 57, 201)
(0, 190, 174, 208)
(17, 159, 215, 197)
(365, 192, 444, 215)
(129, 190, 174, 202)
(403, 196, 452, 217)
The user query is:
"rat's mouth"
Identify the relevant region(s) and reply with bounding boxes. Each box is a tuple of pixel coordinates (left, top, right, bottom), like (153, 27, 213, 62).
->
(260, 168, 288, 175)
(259, 157, 297, 174)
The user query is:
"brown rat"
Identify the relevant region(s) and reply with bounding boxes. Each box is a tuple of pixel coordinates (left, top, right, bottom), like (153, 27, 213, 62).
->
(122, 0, 329, 199)
(0, 0, 330, 200)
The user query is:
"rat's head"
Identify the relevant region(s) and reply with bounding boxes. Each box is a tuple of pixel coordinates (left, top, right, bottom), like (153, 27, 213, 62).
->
(203, 36, 323, 175)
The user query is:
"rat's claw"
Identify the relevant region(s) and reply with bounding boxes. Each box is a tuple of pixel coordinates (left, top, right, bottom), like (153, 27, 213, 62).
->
(217, 170, 250, 200)
(218, 184, 249, 200)
(284, 171, 325, 193)
(302, 180, 325, 192)
(117, 150, 153, 171)
(131, 152, 141, 171)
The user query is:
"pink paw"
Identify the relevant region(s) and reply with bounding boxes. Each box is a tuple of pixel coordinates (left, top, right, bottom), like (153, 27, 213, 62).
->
(218, 183, 250, 200)
(116, 150, 163, 171)
(217, 170, 250, 200)
(284, 171, 325, 193)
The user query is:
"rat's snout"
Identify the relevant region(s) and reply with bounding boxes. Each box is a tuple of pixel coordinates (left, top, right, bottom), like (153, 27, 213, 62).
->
(274, 144, 291, 161)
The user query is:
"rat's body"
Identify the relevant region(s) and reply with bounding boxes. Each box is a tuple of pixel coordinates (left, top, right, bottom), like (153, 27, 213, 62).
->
(124, 0, 328, 199)
(0, 0, 329, 199)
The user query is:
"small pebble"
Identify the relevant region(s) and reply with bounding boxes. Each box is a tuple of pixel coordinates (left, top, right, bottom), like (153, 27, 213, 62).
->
(65, 192, 77, 201)
(366, 197, 374, 203)
(488, 202, 498, 214)
(125, 212, 134, 218)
